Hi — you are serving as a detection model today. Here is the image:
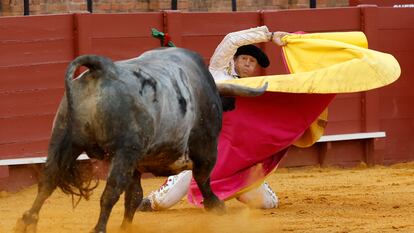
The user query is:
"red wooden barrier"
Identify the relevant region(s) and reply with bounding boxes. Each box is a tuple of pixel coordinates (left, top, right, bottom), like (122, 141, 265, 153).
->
(349, 0, 414, 7)
(0, 14, 74, 160)
(165, 11, 262, 66)
(374, 7, 414, 164)
(1, 7, 413, 191)
(75, 13, 163, 60)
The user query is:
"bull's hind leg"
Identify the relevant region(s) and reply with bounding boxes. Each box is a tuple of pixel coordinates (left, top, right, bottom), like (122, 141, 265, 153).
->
(92, 147, 140, 233)
(189, 142, 225, 213)
(15, 168, 57, 233)
(15, 146, 83, 233)
(121, 170, 142, 229)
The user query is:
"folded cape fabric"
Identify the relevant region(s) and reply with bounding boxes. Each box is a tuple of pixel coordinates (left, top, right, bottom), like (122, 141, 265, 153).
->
(220, 31, 400, 94)
(187, 32, 400, 206)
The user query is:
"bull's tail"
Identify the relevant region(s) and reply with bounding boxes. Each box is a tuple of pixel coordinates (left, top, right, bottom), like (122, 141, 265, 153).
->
(65, 55, 117, 114)
(65, 54, 116, 125)
(45, 125, 98, 207)
(49, 55, 116, 205)
(216, 82, 268, 97)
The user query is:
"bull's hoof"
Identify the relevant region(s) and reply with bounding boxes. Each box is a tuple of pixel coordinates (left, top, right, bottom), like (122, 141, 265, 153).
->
(25, 223, 38, 233)
(90, 228, 105, 233)
(14, 218, 37, 233)
(15, 212, 38, 233)
(14, 218, 27, 233)
(204, 199, 226, 215)
(120, 220, 132, 231)
(90, 224, 109, 233)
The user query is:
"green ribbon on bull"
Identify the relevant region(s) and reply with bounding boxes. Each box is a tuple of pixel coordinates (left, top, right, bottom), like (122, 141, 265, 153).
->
(151, 28, 175, 47)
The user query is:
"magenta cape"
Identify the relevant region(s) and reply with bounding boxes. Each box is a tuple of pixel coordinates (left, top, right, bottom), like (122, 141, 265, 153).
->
(187, 92, 335, 206)
(186, 31, 400, 206)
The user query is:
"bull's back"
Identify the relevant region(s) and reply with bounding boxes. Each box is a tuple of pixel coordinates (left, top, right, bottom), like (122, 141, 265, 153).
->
(123, 47, 222, 137)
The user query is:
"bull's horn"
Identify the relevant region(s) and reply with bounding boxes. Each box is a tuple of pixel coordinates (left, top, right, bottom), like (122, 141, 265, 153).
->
(216, 82, 268, 97)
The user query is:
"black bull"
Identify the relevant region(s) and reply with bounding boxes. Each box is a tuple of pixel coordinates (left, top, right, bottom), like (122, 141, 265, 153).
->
(15, 47, 267, 233)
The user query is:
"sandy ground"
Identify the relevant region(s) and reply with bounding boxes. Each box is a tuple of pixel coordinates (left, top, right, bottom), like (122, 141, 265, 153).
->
(1, 162, 413, 233)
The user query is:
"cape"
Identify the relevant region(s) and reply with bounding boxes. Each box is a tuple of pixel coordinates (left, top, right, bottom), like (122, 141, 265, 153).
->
(187, 31, 400, 206)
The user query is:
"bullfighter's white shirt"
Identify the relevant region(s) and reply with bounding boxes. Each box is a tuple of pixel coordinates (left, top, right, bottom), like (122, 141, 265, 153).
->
(208, 26, 270, 82)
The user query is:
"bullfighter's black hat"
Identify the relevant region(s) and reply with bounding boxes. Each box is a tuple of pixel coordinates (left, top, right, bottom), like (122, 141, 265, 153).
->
(234, 44, 270, 68)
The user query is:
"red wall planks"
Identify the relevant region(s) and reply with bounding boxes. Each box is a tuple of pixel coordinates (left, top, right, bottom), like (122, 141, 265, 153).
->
(165, 11, 262, 66)
(0, 15, 75, 67)
(75, 13, 163, 60)
(375, 8, 414, 163)
(0, 7, 414, 190)
(349, 0, 414, 7)
(0, 15, 73, 163)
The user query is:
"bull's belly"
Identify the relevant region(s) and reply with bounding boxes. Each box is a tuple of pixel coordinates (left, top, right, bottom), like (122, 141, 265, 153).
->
(137, 151, 193, 176)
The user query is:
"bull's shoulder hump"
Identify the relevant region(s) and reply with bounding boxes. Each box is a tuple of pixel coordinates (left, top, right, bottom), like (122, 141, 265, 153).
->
(115, 57, 141, 66)
(114, 48, 203, 67)
(141, 47, 202, 62)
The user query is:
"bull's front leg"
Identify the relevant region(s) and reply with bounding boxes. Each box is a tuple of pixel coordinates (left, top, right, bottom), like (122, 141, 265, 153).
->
(92, 147, 140, 233)
(190, 146, 225, 213)
(192, 172, 225, 213)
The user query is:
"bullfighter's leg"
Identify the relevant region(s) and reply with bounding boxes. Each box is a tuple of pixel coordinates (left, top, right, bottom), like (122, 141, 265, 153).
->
(236, 182, 279, 209)
(137, 170, 192, 211)
(92, 147, 139, 233)
(120, 169, 142, 229)
(189, 143, 225, 212)
(15, 146, 83, 233)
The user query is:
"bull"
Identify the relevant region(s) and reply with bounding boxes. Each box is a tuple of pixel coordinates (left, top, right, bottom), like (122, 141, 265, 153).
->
(15, 47, 267, 233)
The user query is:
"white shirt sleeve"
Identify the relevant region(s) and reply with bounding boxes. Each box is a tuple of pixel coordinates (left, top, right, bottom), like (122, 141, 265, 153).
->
(208, 26, 270, 82)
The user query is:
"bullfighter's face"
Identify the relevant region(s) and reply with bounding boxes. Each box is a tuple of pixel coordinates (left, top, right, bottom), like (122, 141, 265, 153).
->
(234, 54, 258, 78)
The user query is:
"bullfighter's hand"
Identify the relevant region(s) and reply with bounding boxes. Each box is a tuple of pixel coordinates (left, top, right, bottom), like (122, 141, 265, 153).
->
(270, 31, 291, 46)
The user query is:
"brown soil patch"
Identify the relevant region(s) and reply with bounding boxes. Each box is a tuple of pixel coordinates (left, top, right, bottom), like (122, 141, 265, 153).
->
(1, 162, 414, 233)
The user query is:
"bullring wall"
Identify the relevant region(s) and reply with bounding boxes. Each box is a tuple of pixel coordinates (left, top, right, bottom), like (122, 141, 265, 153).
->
(0, 6, 413, 191)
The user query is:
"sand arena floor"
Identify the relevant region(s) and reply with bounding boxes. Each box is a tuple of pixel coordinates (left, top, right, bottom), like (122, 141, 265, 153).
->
(1, 162, 413, 233)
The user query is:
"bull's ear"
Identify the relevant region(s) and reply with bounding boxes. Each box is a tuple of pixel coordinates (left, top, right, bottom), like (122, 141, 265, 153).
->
(221, 96, 236, 112)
